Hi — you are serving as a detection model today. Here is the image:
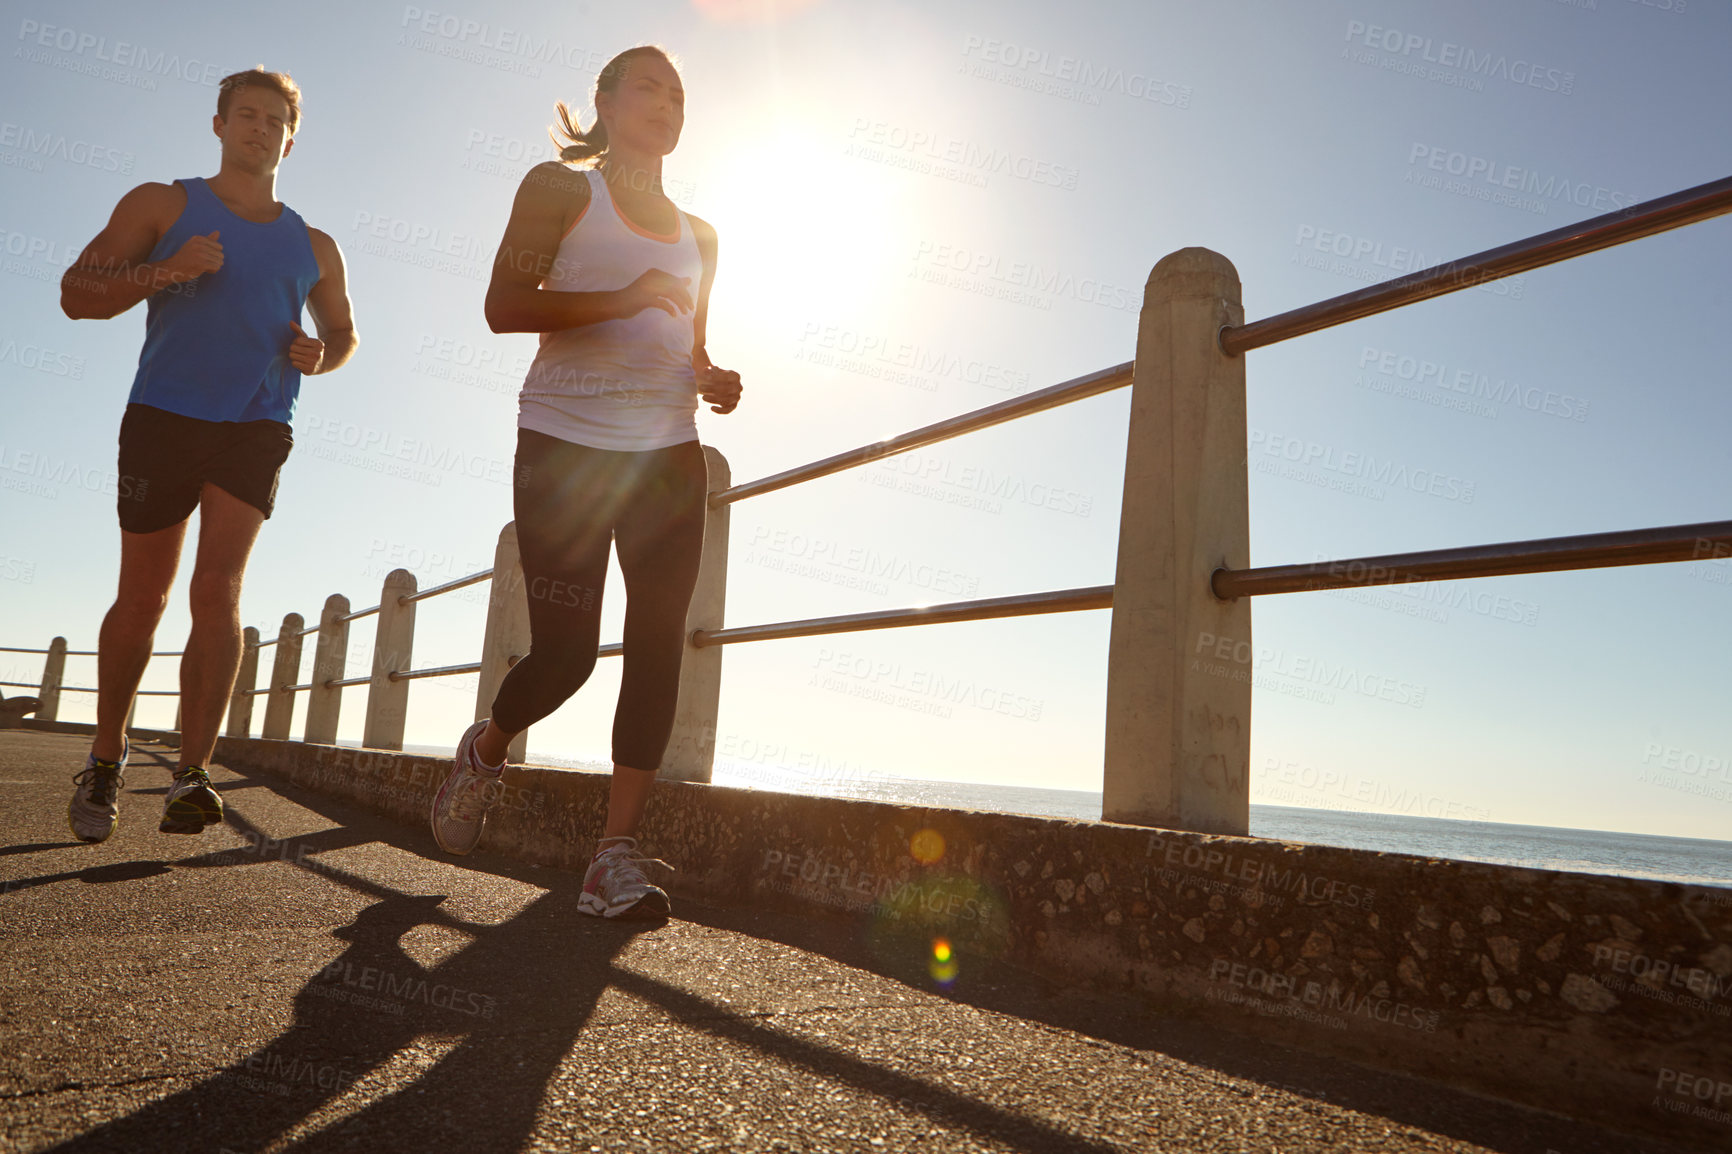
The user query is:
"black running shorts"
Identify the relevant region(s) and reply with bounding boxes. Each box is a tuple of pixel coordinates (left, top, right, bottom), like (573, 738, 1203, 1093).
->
(115, 403, 295, 534)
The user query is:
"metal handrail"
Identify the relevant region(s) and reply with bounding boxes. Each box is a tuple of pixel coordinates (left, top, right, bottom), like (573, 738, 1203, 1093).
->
(712, 361, 1134, 507)
(1213, 520, 1732, 600)
(41, 686, 178, 696)
(1220, 175, 1732, 356)
(0, 647, 176, 657)
(244, 566, 496, 653)
(401, 568, 494, 605)
(17, 175, 1730, 785)
(388, 661, 482, 683)
(694, 586, 1114, 648)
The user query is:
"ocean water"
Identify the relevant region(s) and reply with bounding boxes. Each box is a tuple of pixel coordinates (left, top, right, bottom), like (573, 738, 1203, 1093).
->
(706, 769, 1732, 891)
(393, 744, 1731, 890)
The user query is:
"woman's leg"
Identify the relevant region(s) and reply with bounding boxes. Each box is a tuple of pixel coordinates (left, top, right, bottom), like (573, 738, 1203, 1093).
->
(478, 430, 632, 763)
(603, 439, 709, 835)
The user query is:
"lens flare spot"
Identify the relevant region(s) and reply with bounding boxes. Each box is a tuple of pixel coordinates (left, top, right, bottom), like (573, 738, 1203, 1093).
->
(929, 937, 958, 985)
(910, 828, 945, 865)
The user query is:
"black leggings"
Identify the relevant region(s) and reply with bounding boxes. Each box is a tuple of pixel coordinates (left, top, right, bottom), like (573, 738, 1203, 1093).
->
(489, 428, 708, 769)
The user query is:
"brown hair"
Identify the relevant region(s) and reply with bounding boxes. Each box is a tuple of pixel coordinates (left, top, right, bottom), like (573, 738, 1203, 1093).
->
(217, 67, 303, 135)
(549, 46, 681, 166)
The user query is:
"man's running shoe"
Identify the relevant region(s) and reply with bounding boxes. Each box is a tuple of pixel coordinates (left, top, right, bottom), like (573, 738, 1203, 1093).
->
(68, 737, 128, 843)
(578, 836, 672, 919)
(430, 719, 504, 856)
(160, 766, 224, 834)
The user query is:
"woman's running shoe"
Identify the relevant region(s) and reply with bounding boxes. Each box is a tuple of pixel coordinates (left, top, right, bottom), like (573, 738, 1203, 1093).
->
(160, 765, 224, 834)
(68, 737, 128, 843)
(430, 719, 504, 855)
(578, 837, 672, 919)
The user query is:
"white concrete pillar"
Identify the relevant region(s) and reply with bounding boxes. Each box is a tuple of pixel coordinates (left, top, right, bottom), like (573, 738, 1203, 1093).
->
(1103, 248, 1251, 835)
(477, 523, 531, 764)
(364, 569, 417, 752)
(226, 627, 259, 737)
(37, 636, 65, 721)
(261, 613, 305, 741)
(662, 447, 730, 783)
(303, 594, 350, 745)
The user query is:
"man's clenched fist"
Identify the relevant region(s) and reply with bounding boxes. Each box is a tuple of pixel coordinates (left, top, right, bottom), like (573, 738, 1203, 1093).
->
(288, 320, 325, 374)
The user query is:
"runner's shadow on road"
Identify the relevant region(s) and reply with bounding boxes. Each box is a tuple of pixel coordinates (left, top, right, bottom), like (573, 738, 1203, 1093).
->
(45, 881, 647, 1154)
(0, 841, 83, 857)
(42, 777, 656, 1154)
(2, 859, 172, 894)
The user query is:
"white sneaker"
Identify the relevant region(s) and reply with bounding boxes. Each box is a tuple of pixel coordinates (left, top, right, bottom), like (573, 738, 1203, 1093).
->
(68, 736, 128, 843)
(578, 837, 672, 918)
(429, 720, 504, 855)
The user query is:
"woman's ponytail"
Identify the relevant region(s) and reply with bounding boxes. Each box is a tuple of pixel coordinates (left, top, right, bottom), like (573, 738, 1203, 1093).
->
(547, 45, 678, 168)
(550, 99, 607, 164)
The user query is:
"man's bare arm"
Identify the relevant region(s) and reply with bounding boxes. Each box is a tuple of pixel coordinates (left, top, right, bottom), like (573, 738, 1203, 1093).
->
(291, 228, 357, 375)
(60, 183, 220, 320)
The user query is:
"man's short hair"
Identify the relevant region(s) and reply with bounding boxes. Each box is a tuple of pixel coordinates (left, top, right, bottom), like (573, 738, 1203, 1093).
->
(217, 67, 302, 135)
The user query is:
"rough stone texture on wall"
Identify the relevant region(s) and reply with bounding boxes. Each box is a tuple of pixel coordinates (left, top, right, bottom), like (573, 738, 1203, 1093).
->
(211, 735, 1732, 1150)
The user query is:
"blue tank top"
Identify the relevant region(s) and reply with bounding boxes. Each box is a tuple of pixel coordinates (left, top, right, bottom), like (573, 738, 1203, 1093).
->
(128, 177, 320, 424)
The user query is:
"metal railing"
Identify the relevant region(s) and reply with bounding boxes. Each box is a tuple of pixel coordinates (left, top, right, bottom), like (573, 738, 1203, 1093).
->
(9, 173, 1729, 833)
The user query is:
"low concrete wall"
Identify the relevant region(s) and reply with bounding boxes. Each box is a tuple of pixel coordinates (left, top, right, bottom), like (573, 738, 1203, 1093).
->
(209, 734, 1730, 1149)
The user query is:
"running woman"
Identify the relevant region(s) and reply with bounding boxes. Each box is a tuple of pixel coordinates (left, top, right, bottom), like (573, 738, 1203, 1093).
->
(430, 45, 741, 919)
(62, 68, 357, 841)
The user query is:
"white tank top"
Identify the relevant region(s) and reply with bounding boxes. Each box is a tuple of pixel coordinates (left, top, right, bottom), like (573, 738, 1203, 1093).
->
(517, 167, 704, 451)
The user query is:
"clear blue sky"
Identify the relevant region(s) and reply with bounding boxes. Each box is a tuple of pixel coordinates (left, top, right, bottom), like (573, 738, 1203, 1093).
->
(2, 0, 1728, 839)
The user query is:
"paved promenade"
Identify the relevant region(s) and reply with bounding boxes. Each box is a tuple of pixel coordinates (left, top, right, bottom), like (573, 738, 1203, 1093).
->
(0, 731, 1681, 1153)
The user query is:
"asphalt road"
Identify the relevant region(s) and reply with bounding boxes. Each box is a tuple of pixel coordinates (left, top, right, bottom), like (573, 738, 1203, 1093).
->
(0, 731, 1687, 1153)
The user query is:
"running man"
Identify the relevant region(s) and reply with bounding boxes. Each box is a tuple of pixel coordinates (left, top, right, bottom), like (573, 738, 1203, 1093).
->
(62, 67, 357, 841)
(430, 45, 741, 919)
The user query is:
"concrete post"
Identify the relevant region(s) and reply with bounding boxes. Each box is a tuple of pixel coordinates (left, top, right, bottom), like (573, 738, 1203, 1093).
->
(37, 636, 65, 722)
(1103, 248, 1251, 835)
(662, 447, 730, 783)
(364, 569, 417, 752)
(261, 613, 305, 741)
(303, 594, 350, 745)
(226, 627, 259, 737)
(477, 523, 531, 764)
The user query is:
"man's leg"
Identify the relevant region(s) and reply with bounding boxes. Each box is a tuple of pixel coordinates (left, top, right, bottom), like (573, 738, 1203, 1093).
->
(93, 523, 188, 762)
(176, 482, 265, 770)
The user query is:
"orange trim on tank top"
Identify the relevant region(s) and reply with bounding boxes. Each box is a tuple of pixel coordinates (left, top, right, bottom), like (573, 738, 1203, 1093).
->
(559, 200, 589, 240)
(603, 179, 682, 243)
(615, 204, 681, 243)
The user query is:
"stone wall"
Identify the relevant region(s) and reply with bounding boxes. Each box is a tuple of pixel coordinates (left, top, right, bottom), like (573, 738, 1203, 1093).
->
(209, 734, 1731, 1150)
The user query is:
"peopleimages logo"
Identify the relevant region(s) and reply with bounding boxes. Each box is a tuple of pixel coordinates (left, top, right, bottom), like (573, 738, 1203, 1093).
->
(1248, 428, 1476, 504)
(398, 7, 613, 72)
(1208, 960, 1439, 1031)
(317, 960, 498, 1018)
(1405, 144, 1636, 214)
(958, 35, 1193, 108)
(15, 19, 227, 86)
(1192, 630, 1427, 711)
(1145, 834, 1376, 909)
(1357, 345, 1590, 423)
(1342, 21, 1575, 95)
(0, 122, 134, 174)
